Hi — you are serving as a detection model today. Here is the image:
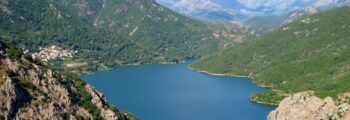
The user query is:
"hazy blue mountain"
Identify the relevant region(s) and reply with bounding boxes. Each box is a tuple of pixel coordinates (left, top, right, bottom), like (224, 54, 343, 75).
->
(156, 0, 350, 21)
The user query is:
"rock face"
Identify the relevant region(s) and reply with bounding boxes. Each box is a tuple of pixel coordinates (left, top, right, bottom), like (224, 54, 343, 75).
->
(268, 91, 350, 120)
(85, 85, 120, 120)
(0, 41, 129, 119)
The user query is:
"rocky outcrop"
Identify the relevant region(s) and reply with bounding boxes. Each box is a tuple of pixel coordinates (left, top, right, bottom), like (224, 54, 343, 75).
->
(86, 85, 120, 120)
(268, 91, 350, 120)
(0, 41, 128, 119)
(86, 85, 108, 109)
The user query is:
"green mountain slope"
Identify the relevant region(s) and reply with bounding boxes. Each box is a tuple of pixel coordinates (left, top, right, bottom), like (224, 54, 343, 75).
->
(92, 0, 225, 61)
(191, 6, 350, 104)
(0, 0, 227, 72)
(245, 15, 289, 29)
(53, 0, 105, 21)
(0, 0, 128, 71)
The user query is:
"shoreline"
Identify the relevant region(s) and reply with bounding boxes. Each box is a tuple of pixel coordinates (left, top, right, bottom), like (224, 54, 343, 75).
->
(81, 60, 280, 106)
(79, 60, 186, 75)
(188, 66, 253, 78)
(250, 98, 279, 106)
(188, 66, 273, 88)
(188, 65, 278, 106)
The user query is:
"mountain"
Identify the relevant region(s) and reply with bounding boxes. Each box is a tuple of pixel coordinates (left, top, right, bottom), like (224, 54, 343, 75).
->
(0, 0, 229, 73)
(0, 0, 125, 72)
(91, 0, 226, 61)
(0, 40, 136, 119)
(245, 5, 328, 29)
(244, 9, 314, 31)
(156, 0, 350, 21)
(191, 6, 350, 104)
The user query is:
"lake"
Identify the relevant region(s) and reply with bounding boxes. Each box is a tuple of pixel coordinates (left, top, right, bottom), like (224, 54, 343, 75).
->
(81, 62, 275, 120)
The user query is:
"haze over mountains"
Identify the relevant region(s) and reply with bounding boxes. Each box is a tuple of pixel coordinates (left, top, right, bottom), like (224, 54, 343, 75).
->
(156, 0, 350, 21)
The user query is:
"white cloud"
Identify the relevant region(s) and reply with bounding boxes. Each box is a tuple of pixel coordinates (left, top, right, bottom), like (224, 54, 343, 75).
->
(156, 0, 349, 21)
(237, 0, 298, 10)
(168, 0, 239, 16)
(312, 0, 338, 7)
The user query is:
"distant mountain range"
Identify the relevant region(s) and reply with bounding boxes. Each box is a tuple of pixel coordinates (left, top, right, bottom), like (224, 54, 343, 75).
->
(156, 0, 350, 21)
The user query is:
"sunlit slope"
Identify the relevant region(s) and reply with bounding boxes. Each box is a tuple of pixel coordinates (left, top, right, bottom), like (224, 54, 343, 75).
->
(93, 0, 225, 60)
(192, 6, 350, 104)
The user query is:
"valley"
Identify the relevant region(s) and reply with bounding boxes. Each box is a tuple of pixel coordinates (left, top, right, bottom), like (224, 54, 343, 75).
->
(81, 61, 275, 120)
(1, 0, 350, 120)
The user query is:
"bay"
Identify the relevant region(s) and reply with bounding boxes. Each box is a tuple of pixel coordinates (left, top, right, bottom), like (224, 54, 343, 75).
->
(81, 62, 275, 120)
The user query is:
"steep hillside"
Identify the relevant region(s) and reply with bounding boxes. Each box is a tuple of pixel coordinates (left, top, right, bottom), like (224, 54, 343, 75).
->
(0, 40, 136, 119)
(0, 0, 228, 72)
(245, 14, 290, 29)
(0, 0, 128, 72)
(191, 6, 350, 104)
(92, 0, 225, 61)
(245, 3, 350, 31)
(53, 0, 105, 21)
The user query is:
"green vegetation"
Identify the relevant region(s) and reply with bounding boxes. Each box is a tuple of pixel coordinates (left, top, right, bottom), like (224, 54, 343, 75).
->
(18, 81, 37, 91)
(250, 91, 288, 104)
(245, 14, 289, 31)
(245, 15, 287, 28)
(192, 6, 350, 104)
(6, 46, 22, 60)
(1, 39, 126, 119)
(62, 72, 103, 120)
(63, 71, 138, 119)
(0, 0, 228, 72)
(120, 110, 139, 120)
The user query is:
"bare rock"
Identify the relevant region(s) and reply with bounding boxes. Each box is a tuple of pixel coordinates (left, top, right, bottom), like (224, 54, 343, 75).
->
(0, 76, 20, 119)
(0, 42, 125, 119)
(268, 91, 350, 120)
(86, 84, 107, 109)
(86, 85, 119, 120)
(102, 109, 119, 120)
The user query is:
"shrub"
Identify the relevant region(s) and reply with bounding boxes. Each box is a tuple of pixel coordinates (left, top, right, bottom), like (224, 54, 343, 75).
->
(6, 46, 23, 60)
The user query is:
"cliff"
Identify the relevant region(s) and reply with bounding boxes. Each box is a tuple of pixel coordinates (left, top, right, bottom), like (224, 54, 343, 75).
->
(268, 91, 350, 120)
(0, 40, 130, 119)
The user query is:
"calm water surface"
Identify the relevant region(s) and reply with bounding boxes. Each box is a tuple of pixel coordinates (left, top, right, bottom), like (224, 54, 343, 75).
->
(81, 62, 275, 120)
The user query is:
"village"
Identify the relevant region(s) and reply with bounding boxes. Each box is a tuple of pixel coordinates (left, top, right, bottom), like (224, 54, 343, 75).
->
(31, 45, 77, 62)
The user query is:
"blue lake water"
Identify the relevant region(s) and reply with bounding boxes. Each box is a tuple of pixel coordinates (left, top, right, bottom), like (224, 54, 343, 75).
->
(81, 62, 275, 120)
